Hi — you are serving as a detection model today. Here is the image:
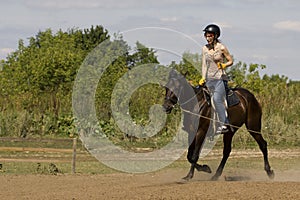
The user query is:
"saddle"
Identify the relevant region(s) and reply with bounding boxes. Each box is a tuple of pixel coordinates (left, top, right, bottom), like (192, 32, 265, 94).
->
(224, 80, 240, 107)
(226, 89, 240, 107)
(203, 81, 240, 107)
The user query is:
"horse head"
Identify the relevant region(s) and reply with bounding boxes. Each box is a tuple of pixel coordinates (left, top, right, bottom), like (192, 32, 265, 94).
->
(163, 72, 180, 113)
(163, 70, 204, 114)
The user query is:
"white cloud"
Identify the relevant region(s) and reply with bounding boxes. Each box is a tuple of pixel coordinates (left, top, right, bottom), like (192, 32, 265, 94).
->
(252, 54, 269, 61)
(25, 0, 143, 9)
(214, 22, 233, 29)
(0, 48, 14, 54)
(273, 20, 300, 32)
(21, 0, 300, 10)
(2, 0, 299, 80)
(24, 0, 182, 9)
(160, 17, 179, 22)
(25, 0, 103, 9)
(23, 0, 224, 10)
(0, 48, 14, 59)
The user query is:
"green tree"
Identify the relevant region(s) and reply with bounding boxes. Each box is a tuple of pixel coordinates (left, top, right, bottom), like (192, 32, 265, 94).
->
(95, 41, 160, 120)
(74, 25, 110, 52)
(166, 52, 202, 85)
(0, 25, 110, 137)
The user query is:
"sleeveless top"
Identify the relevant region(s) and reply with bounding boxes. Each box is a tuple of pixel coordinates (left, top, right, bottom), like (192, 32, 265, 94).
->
(202, 43, 226, 80)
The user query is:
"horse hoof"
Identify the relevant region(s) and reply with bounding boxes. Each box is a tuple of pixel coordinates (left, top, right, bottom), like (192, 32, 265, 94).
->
(267, 170, 275, 179)
(177, 178, 189, 184)
(182, 175, 192, 181)
(202, 165, 212, 173)
(211, 175, 219, 181)
(195, 164, 212, 173)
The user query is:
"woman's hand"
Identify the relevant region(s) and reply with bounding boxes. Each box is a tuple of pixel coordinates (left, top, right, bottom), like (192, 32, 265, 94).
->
(217, 62, 227, 69)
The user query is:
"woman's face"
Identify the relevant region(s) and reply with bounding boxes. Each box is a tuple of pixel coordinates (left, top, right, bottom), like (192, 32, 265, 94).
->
(205, 32, 215, 44)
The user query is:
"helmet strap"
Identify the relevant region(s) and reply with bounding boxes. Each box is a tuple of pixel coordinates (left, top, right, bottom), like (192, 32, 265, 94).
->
(208, 38, 217, 50)
(208, 43, 214, 50)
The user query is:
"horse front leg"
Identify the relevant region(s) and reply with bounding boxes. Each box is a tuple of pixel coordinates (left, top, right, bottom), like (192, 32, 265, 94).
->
(183, 142, 197, 180)
(183, 162, 212, 181)
(211, 133, 233, 181)
(195, 163, 212, 173)
(183, 131, 208, 181)
(183, 163, 196, 180)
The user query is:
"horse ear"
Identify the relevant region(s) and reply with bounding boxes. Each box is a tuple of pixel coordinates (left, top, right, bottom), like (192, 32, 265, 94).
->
(158, 81, 165, 87)
(169, 69, 178, 79)
(183, 71, 189, 77)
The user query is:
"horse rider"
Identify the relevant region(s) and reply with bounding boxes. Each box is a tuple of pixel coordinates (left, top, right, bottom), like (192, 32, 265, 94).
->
(199, 24, 233, 134)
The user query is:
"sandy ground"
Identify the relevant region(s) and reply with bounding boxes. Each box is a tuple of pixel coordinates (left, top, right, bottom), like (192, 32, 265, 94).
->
(0, 147, 300, 200)
(0, 167, 299, 200)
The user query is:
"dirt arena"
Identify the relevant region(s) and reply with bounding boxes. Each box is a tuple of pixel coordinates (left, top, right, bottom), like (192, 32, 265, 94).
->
(1, 150, 300, 200)
(0, 147, 299, 200)
(0, 168, 299, 200)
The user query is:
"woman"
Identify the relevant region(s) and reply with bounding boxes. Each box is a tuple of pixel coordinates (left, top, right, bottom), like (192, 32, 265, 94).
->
(199, 24, 233, 134)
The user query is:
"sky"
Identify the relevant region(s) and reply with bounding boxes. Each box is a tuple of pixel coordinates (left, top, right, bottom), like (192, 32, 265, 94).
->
(0, 0, 299, 80)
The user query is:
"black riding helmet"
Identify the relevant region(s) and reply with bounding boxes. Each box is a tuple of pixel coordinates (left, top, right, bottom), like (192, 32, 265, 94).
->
(203, 24, 221, 38)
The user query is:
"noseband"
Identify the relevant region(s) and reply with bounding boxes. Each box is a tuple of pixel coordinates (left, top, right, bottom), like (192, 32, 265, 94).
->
(165, 78, 205, 108)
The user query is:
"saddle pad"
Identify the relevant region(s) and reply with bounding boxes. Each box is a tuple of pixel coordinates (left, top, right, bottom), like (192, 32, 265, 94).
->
(227, 90, 240, 107)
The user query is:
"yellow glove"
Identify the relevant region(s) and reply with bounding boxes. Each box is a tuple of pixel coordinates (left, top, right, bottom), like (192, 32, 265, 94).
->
(217, 62, 227, 69)
(199, 78, 206, 86)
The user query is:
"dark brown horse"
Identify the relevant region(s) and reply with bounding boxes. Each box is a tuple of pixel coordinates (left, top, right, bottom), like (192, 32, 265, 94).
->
(163, 70, 274, 181)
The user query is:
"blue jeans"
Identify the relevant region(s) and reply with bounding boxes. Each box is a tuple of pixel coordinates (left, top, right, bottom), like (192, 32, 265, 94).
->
(206, 79, 228, 127)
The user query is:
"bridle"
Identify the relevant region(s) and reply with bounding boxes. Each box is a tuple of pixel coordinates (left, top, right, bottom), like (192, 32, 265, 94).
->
(165, 77, 207, 110)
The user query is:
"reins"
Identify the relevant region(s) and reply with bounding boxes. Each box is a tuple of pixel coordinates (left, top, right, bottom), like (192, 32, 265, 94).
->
(181, 85, 261, 135)
(180, 106, 262, 135)
(165, 77, 263, 135)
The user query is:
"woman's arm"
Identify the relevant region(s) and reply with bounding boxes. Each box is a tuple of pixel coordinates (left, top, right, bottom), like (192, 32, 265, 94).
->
(202, 46, 207, 78)
(221, 45, 233, 67)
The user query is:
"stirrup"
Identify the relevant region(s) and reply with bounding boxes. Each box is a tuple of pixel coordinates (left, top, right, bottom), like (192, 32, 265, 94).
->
(216, 126, 229, 134)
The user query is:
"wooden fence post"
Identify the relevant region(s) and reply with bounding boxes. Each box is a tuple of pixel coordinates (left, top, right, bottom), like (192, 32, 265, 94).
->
(71, 137, 77, 174)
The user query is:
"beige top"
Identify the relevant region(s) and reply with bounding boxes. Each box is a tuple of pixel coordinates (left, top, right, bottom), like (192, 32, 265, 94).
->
(202, 42, 232, 80)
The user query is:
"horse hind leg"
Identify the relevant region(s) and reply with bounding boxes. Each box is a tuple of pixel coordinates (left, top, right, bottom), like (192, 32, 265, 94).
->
(246, 117, 275, 179)
(249, 129, 275, 179)
(245, 94, 274, 179)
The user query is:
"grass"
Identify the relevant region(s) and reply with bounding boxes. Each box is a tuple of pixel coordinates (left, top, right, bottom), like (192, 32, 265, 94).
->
(0, 137, 77, 148)
(0, 137, 299, 175)
(0, 161, 117, 175)
(2, 152, 299, 175)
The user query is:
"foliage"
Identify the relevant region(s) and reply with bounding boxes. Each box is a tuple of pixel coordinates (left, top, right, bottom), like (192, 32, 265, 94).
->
(0, 25, 110, 137)
(169, 51, 202, 85)
(226, 62, 299, 147)
(0, 26, 299, 148)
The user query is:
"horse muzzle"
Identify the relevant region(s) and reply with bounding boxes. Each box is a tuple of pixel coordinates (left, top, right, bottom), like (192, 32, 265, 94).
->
(162, 104, 174, 114)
